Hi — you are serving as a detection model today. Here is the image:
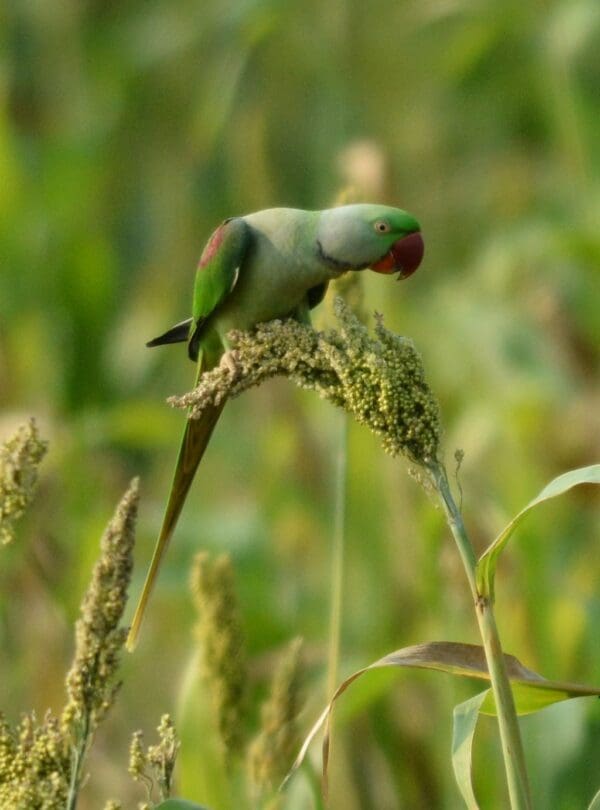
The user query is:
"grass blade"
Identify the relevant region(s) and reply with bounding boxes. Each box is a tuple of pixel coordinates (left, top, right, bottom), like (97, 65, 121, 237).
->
(284, 641, 600, 794)
(452, 690, 489, 810)
(588, 787, 600, 810)
(476, 464, 600, 597)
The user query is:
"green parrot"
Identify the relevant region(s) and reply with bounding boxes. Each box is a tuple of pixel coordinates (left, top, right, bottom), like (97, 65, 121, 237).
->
(127, 204, 424, 649)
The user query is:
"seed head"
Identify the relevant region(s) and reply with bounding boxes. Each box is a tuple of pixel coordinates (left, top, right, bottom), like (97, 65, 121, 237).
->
(171, 299, 441, 466)
(191, 552, 248, 759)
(0, 711, 70, 808)
(0, 419, 47, 545)
(63, 479, 139, 732)
(128, 716, 179, 803)
(247, 637, 304, 798)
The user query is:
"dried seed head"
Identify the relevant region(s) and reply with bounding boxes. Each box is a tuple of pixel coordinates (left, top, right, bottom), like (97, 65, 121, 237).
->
(62, 479, 139, 732)
(146, 714, 179, 799)
(247, 638, 305, 798)
(191, 552, 248, 759)
(128, 730, 147, 783)
(171, 299, 441, 467)
(0, 711, 70, 808)
(0, 481, 140, 808)
(0, 419, 47, 545)
(129, 716, 180, 803)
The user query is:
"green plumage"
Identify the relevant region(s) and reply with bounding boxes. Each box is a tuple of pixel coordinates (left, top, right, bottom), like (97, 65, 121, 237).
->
(127, 204, 423, 649)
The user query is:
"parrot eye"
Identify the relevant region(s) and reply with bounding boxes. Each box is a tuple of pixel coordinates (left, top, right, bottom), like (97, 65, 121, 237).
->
(374, 220, 391, 234)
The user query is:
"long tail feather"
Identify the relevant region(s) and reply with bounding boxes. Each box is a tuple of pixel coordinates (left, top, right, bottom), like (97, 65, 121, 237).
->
(127, 362, 225, 650)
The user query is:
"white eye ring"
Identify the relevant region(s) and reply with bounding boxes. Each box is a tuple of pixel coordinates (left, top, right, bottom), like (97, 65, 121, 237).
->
(374, 220, 391, 233)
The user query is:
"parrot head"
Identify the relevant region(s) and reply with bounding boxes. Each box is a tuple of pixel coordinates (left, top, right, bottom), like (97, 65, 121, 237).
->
(317, 204, 424, 280)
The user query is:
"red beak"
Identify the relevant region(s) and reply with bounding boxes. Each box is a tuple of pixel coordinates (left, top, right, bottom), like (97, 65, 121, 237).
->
(370, 231, 424, 279)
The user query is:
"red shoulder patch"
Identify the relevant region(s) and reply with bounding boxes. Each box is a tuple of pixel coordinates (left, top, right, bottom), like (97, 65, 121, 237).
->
(198, 224, 226, 269)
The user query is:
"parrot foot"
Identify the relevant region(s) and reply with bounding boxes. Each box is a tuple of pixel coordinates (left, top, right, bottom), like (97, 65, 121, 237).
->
(219, 350, 240, 378)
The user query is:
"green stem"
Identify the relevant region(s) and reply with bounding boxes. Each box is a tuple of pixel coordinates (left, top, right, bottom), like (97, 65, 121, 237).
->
(327, 414, 348, 699)
(429, 462, 532, 810)
(66, 713, 90, 810)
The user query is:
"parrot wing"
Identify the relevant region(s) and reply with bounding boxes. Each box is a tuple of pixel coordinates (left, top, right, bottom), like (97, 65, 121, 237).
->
(188, 217, 251, 360)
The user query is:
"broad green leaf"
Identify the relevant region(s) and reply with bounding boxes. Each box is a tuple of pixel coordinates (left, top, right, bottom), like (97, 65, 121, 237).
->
(285, 641, 600, 793)
(588, 787, 600, 810)
(477, 464, 600, 597)
(155, 801, 210, 810)
(452, 690, 489, 810)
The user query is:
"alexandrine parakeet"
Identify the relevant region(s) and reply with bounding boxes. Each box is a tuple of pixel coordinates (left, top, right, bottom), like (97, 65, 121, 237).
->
(127, 204, 424, 649)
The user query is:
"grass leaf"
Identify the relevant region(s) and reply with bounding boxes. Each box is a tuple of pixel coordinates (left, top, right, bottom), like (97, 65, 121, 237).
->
(588, 787, 600, 810)
(452, 690, 489, 810)
(285, 641, 600, 794)
(476, 465, 600, 597)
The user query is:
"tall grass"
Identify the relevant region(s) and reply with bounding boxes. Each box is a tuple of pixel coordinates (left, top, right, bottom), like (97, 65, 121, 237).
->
(1, 0, 599, 806)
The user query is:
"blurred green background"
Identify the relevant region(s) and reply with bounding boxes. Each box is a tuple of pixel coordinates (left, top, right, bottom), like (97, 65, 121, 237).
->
(1, 0, 599, 807)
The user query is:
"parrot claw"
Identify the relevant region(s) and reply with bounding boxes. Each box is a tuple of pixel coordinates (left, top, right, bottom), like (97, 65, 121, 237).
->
(219, 350, 240, 378)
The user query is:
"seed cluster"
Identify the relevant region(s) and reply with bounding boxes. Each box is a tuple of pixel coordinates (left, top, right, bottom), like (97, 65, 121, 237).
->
(0, 711, 70, 808)
(63, 480, 139, 731)
(247, 637, 304, 800)
(128, 714, 180, 805)
(191, 552, 248, 759)
(0, 419, 47, 545)
(0, 480, 139, 809)
(171, 299, 441, 465)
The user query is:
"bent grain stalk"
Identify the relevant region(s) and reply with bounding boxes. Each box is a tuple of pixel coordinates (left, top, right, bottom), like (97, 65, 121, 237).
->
(174, 299, 531, 808)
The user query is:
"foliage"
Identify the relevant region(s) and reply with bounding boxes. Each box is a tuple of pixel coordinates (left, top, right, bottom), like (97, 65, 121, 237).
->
(1, 0, 599, 807)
